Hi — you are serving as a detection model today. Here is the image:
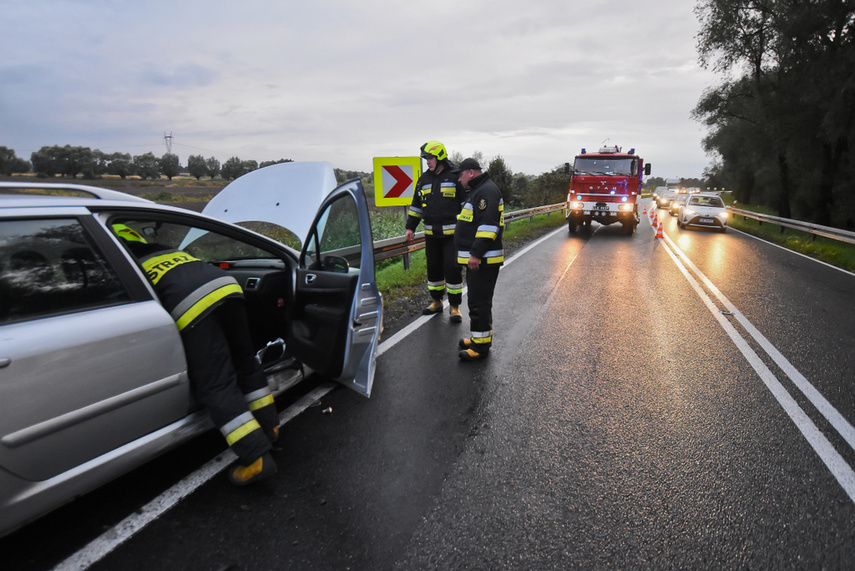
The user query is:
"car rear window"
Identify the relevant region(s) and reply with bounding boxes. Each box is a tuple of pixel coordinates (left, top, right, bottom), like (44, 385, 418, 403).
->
(0, 218, 131, 324)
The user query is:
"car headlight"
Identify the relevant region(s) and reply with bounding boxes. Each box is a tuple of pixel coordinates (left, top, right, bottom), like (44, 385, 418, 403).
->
(683, 208, 695, 216)
(719, 211, 728, 218)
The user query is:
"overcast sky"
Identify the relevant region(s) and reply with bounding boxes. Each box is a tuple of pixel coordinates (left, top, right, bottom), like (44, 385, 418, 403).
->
(1, 0, 720, 179)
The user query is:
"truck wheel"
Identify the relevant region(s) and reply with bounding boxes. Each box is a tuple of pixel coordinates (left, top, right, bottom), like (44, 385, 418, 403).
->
(623, 221, 635, 235)
(568, 219, 578, 233)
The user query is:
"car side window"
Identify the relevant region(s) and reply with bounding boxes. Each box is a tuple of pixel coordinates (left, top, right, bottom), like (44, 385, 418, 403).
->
(0, 218, 130, 324)
(303, 194, 362, 273)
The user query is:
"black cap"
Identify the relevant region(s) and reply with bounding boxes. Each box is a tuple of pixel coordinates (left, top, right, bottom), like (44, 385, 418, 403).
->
(452, 158, 482, 173)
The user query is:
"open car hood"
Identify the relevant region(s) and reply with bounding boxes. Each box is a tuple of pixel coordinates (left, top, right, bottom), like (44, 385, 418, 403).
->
(202, 161, 338, 245)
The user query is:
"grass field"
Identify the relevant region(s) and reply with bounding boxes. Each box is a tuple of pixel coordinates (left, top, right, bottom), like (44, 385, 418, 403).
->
(720, 195, 855, 273)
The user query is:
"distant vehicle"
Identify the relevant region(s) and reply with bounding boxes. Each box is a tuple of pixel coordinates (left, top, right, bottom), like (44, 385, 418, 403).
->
(665, 177, 681, 192)
(669, 193, 689, 216)
(677, 192, 729, 231)
(0, 162, 382, 537)
(653, 189, 677, 209)
(564, 145, 651, 235)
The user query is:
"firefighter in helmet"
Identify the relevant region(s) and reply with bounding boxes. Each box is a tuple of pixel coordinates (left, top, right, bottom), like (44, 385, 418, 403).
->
(113, 224, 279, 486)
(405, 140, 466, 322)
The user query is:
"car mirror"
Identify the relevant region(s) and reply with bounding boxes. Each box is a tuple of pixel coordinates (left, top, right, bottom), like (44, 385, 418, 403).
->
(323, 255, 349, 273)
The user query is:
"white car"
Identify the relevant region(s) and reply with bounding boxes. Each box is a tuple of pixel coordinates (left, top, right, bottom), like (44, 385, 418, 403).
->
(677, 193, 728, 231)
(0, 162, 382, 537)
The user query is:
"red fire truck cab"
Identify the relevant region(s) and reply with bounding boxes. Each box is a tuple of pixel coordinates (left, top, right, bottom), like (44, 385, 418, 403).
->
(565, 146, 651, 235)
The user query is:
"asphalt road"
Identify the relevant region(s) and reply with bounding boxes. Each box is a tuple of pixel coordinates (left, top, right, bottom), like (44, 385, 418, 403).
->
(3, 200, 854, 569)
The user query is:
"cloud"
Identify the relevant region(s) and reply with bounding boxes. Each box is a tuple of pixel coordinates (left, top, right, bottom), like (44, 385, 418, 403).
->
(1, 0, 719, 178)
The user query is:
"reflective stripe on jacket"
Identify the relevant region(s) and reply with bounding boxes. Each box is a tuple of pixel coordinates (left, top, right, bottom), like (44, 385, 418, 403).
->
(140, 249, 244, 331)
(406, 165, 465, 236)
(454, 173, 504, 268)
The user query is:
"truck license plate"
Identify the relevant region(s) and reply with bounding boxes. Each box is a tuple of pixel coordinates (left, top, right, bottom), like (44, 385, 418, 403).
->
(593, 205, 609, 210)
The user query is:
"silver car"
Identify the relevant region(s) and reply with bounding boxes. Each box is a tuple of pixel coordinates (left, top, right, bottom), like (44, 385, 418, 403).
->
(677, 193, 729, 231)
(0, 162, 382, 537)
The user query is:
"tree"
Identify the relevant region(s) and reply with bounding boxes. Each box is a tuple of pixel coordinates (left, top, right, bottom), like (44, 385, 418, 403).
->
(187, 155, 208, 180)
(133, 152, 161, 180)
(205, 157, 221, 179)
(107, 153, 133, 179)
(524, 167, 570, 208)
(221, 156, 245, 180)
(487, 155, 516, 206)
(159, 153, 181, 180)
(31, 146, 60, 177)
(260, 159, 293, 168)
(0, 146, 31, 175)
(694, 0, 855, 226)
(241, 159, 258, 175)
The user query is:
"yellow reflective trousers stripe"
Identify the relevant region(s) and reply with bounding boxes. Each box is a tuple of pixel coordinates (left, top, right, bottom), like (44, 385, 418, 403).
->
(225, 418, 262, 446)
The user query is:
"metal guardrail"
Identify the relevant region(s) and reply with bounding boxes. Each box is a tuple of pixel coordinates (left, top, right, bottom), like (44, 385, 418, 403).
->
(373, 202, 566, 262)
(728, 207, 855, 246)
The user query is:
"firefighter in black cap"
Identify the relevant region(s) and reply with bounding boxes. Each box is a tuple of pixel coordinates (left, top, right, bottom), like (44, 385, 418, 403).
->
(452, 158, 504, 361)
(405, 140, 466, 322)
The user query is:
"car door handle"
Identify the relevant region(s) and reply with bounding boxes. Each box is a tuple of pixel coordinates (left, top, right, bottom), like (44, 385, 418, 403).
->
(305, 273, 317, 285)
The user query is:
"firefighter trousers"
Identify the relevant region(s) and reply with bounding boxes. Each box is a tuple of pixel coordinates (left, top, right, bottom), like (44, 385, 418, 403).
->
(180, 299, 278, 466)
(425, 235, 463, 306)
(465, 265, 500, 353)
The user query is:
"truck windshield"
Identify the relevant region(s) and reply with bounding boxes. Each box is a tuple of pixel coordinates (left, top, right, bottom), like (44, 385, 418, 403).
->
(574, 157, 638, 176)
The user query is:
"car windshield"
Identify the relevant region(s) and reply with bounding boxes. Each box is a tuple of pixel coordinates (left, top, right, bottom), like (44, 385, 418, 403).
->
(574, 157, 638, 176)
(111, 219, 281, 263)
(689, 196, 724, 208)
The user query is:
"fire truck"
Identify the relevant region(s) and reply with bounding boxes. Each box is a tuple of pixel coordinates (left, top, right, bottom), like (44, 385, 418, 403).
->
(565, 146, 651, 235)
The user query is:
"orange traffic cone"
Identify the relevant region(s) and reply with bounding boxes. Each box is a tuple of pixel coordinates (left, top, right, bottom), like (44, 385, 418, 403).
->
(652, 213, 658, 227)
(655, 222, 664, 239)
(643, 206, 647, 215)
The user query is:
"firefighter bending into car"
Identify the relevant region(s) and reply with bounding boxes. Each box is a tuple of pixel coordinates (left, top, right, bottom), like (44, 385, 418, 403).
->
(405, 140, 466, 322)
(453, 158, 504, 361)
(112, 224, 279, 486)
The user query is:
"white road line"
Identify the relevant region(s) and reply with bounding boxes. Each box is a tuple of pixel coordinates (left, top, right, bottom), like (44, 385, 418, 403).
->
(56, 225, 567, 569)
(663, 231, 855, 452)
(659, 229, 855, 503)
(53, 383, 337, 571)
(377, 225, 566, 356)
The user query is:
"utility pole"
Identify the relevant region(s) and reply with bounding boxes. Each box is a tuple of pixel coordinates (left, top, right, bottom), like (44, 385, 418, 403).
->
(163, 132, 173, 154)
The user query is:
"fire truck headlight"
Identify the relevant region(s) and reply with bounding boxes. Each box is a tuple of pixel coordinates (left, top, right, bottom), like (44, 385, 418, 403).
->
(621, 196, 628, 202)
(571, 202, 583, 210)
(620, 203, 633, 212)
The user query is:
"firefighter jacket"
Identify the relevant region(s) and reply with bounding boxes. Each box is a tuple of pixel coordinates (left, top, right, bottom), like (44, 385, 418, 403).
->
(406, 164, 466, 237)
(139, 249, 244, 331)
(455, 172, 504, 268)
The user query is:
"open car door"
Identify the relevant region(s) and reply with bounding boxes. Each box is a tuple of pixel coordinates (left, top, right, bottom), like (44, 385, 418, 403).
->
(289, 179, 381, 397)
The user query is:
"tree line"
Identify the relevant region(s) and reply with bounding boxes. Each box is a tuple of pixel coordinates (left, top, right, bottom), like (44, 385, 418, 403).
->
(693, 0, 855, 228)
(3, 144, 693, 212)
(0, 145, 293, 181)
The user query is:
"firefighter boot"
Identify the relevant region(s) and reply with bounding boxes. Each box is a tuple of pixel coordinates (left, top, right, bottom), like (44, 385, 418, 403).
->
(229, 452, 277, 486)
(449, 305, 462, 323)
(459, 347, 488, 361)
(422, 300, 443, 315)
(459, 338, 473, 349)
